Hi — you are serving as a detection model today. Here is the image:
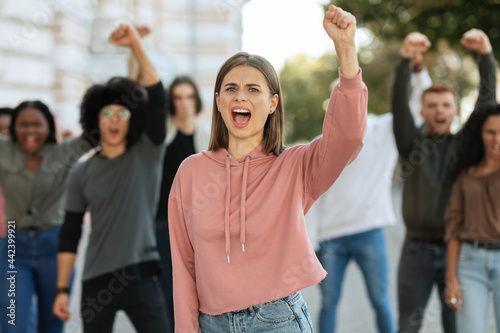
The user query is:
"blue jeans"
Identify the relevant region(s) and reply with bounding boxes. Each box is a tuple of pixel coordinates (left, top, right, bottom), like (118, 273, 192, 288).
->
(0, 226, 63, 333)
(397, 238, 456, 333)
(318, 228, 394, 333)
(456, 242, 500, 333)
(199, 291, 313, 332)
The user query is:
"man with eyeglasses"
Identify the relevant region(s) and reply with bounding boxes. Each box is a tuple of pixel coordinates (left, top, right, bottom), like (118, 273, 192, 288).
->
(53, 23, 170, 332)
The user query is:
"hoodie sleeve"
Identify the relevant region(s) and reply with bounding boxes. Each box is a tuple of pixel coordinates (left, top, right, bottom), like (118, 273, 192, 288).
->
(305, 194, 323, 250)
(168, 194, 201, 333)
(301, 69, 367, 207)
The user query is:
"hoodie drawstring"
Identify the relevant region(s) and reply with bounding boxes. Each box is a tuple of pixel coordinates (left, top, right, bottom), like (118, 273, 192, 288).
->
(224, 153, 251, 264)
(225, 154, 231, 263)
(240, 155, 251, 253)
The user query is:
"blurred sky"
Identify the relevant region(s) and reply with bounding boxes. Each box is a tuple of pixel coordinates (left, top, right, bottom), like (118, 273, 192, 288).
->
(242, 0, 332, 71)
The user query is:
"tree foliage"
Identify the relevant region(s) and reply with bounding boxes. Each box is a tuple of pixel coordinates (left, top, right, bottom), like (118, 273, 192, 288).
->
(328, 0, 500, 62)
(280, 53, 338, 144)
(280, 2, 500, 142)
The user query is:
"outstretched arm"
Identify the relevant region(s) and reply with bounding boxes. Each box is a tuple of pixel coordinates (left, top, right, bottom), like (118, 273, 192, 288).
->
(109, 23, 167, 144)
(302, 6, 367, 203)
(324, 5, 358, 78)
(461, 29, 497, 107)
(392, 32, 431, 159)
(110, 23, 159, 86)
(127, 25, 152, 81)
(409, 53, 432, 127)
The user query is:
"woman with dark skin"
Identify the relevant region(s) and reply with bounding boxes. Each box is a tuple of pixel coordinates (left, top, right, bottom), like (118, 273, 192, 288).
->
(0, 101, 94, 333)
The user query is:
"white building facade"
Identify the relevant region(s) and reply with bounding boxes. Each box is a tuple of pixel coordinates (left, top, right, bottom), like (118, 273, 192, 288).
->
(0, 0, 249, 132)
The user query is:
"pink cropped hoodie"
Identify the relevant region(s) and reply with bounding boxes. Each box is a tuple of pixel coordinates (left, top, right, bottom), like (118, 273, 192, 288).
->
(168, 70, 367, 332)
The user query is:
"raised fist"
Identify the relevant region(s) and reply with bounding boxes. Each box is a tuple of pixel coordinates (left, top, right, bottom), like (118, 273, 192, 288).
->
(461, 28, 492, 54)
(323, 5, 356, 49)
(109, 23, 140, 47)
(400, 32, 431, 59)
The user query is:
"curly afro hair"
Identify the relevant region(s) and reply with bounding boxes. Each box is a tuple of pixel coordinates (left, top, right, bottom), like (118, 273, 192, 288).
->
(80, 76, 148, 150)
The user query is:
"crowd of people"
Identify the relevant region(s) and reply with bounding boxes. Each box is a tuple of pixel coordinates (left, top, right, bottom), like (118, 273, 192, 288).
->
(0, 4, 498, 333)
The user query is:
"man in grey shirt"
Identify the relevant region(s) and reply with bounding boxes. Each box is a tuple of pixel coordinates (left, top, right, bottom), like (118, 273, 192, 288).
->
(53, 23, 170, 332)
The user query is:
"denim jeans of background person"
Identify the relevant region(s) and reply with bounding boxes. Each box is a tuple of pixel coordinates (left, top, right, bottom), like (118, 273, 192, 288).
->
(318, 229, 392, 333)
(0, 227, 63, 333)
(456, 243, 500, 333)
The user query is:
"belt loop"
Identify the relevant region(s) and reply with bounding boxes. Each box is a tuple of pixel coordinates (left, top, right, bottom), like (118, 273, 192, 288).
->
(248, 305, 257, 316)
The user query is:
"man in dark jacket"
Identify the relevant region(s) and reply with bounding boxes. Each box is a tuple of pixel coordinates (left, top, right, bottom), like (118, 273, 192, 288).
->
(392, 29, 496, 333)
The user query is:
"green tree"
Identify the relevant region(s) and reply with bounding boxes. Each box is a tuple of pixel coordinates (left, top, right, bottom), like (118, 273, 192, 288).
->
(281, 2, 500, 143)
(280, 53, 338, 144)
(327, 0, 500, 62)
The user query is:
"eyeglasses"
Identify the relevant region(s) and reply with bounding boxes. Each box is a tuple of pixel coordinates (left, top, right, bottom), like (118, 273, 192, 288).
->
(100, 107, 131, 120)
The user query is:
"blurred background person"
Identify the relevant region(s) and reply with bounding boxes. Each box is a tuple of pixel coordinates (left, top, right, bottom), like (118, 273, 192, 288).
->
(392, 29, 495, 333)
(444, 102, 500, 333)
(0, 100, 94, 333)
(307, 58, 431, 333)
(129, 27, 211, 331)
(156, 75, 210, 331)
(54, 23, 170, 332)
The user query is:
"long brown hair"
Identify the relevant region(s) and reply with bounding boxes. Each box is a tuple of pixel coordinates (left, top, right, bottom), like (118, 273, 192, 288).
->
(168, 76, 202, 116)
(208, 52, 285, 156)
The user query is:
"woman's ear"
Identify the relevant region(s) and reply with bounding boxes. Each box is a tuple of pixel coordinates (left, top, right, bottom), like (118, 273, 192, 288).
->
(269, 94, 279, 114)
(215, 92, 220, 112)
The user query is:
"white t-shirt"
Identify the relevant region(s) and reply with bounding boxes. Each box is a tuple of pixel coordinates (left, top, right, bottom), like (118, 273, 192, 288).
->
(306, 69, 431, 249)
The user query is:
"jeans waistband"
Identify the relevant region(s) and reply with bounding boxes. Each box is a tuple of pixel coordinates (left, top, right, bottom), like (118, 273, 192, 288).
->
(18, 225, 61, 232)
(246, 291, 301, 314)
(463, 239, 500, 250)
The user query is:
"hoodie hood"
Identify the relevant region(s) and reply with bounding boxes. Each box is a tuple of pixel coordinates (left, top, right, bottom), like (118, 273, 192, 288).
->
(202, 145, 275, 263)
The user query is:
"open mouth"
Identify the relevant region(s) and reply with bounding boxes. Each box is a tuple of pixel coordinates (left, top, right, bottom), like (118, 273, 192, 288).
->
(435, 117, 447, 125)
(109, 128, 119, 136)
(24, 135, 37, 148)
(232, 108, 251, 128)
